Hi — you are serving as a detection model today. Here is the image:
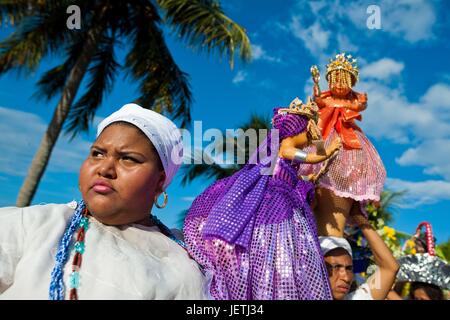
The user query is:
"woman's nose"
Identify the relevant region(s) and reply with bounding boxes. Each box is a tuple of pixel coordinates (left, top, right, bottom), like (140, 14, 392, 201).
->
(97, 157, 117, 179)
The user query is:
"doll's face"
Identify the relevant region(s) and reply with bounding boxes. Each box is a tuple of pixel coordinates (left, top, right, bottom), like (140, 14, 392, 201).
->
(79, 123, 165, 226)
(329, 70, 352, 97)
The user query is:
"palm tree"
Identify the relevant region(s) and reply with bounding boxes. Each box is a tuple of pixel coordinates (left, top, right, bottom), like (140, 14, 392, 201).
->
(366, 189, 406, 230)
(436, 238, 450, 263)
(178, 113, 271, 227)
(181, 113, 271, 185)
(0, 0, 251, 207)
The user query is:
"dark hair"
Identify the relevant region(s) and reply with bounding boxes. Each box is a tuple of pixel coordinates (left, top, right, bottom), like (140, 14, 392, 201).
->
(393, 281, 406, 296)
(410, 282, 444, 300)
(102, 121, 164, 171)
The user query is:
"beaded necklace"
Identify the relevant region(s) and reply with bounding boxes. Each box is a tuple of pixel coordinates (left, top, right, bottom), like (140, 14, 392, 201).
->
(68, 207, 89, 300)
(49, 201, 185, 300)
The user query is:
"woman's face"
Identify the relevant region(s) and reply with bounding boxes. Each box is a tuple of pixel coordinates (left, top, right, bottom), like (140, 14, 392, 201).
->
(79, 123, 165, 226)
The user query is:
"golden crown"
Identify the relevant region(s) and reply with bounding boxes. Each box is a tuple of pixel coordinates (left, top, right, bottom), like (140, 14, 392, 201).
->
(277, 97, 319, 123)
(326, 53, 359, 85)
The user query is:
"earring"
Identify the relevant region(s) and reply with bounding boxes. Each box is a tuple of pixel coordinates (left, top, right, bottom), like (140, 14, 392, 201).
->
(155, 191, 168, 209)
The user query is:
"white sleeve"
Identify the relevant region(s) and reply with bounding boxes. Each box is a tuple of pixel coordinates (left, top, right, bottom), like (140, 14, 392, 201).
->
(345, 283, 373, 300)
(171, 257, 209, 300)
(0, 206, 25, 293)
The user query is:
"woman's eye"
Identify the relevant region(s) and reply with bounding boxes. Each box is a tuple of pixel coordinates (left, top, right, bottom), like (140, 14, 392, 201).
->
(122, 156, 138, 163)
(91, 150, 103, 158)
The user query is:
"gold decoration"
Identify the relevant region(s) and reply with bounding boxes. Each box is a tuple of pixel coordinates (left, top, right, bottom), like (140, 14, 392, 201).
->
(277, 96, 319, 123)
(326, 53, 359, 86)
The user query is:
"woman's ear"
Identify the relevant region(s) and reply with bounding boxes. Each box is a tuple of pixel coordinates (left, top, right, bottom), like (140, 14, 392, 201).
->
(156, 171, 166, 194)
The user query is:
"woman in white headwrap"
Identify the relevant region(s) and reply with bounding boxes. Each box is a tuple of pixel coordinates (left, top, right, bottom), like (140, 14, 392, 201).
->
(0, 104, 207, 300)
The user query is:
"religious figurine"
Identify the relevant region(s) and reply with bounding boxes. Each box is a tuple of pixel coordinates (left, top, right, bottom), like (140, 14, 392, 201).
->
(301, 53, 386, 237)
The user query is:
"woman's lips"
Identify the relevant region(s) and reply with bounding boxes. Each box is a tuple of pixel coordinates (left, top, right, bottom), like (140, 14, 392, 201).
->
(337, 285, 350, 293)
(92, 181, 114, 194)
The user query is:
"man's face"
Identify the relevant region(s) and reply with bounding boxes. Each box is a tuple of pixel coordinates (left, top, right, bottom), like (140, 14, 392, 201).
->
(324, 248, 354, 300)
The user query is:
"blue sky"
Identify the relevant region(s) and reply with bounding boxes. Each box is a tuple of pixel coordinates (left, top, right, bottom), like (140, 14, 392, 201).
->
(0, 0, 449, 243)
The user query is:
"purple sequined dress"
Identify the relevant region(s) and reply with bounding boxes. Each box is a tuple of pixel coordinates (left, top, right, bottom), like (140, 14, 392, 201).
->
(183, 110, 332, 300)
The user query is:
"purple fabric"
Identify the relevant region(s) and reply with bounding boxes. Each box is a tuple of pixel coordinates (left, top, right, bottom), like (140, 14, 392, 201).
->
(202, 162, 270, 248)
(183, 109, 332, 300)
(272, 108, 309, 140)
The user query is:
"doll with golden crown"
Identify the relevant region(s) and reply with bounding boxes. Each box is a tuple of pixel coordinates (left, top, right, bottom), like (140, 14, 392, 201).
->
(300, 53, 387, 238)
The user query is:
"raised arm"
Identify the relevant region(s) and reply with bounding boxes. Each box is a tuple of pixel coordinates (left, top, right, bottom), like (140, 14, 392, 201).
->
(278, 132, 341, 164)
(314, 90, 332, 109)
(351, 211, 400, 300)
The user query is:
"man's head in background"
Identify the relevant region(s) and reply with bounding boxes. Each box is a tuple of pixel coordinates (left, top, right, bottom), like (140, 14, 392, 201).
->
(320, 236, 354, 300)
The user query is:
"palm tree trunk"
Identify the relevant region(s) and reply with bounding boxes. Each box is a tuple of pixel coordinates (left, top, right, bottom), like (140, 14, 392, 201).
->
(16, 25, 104, 207)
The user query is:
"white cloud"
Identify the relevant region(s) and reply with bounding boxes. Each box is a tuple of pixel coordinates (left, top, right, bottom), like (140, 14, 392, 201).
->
(0, 107, 93, 177)
(251, 44, 281, 64)
(336, 33, 359, 55)
(303, 76, 328, 102)
(396, 139, 450, 180)
(378, 0, 436, 43)
(338, 0, 437, 43)
(289, 17, 330, 58)
(420, 83, 450, 116)
(357, 78, 450, 145)
(386, 178, 450, 208)
(283, 0, 437, 61)
(255, 79, 277, 90)
(350, 58, 450, 186)
(232, 70, 248, 84)
(360, 58, 404, 80)
(251, 44, 265, 60)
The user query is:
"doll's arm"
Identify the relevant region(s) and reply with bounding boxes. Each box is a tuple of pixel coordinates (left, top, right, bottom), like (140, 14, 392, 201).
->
(345, 92, 367, 112)
(279, 133, 341, 164)
(314, 91, 332, 109)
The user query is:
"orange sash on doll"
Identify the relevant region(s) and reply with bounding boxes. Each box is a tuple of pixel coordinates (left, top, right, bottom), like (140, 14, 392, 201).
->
(318, 106, 362, 149)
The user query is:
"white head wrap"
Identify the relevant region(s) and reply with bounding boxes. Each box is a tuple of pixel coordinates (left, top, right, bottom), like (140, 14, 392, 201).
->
(319, 236, 353, 258)
(97, 103, 183, 190)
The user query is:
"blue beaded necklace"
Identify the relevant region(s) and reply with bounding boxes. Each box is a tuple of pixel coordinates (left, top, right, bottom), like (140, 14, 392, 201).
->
(49, 200, 185, 300)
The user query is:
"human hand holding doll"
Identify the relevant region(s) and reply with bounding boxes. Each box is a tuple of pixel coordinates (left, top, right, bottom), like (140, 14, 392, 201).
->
(348, 207, 400, 300)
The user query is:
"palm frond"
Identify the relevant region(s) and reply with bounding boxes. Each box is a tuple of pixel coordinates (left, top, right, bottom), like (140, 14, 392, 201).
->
(180, 112, 270, 185)
(0, 0, 41, 26)
(65, 34, 119, 137)
(368, 189, 406, 226)
(33, 33, 88, 101)
(380, 189, 406, 209)
(157, 0, 252, 68)
(108, 0, 161, 38)
(180, 162, 238, 186)
(0, 1, 78, 75)
(239, 113, 272, 131)
(124, 5, 192, 127)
